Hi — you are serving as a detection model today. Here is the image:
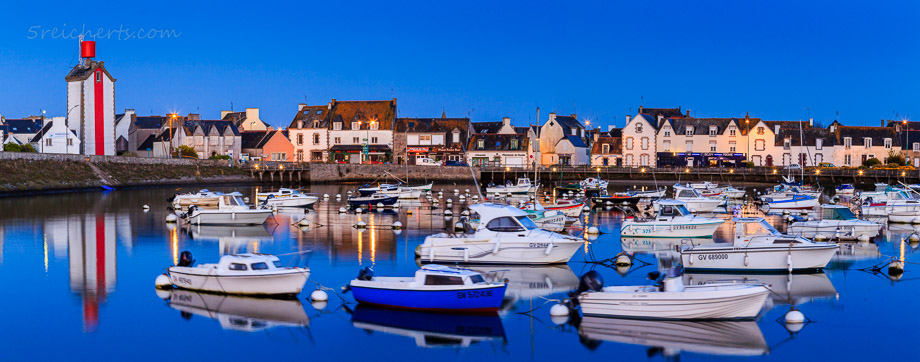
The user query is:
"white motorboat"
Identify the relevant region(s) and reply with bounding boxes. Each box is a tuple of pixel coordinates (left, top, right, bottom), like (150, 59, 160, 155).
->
(358, 183, 399, 196)
(165, 289, 310, 332)
(416, 203, 584, 264)
(408, 182, 434, 192)
(519, 202, 568, 232)
(857, 183, 893, 202)
(787, 204, 881, 240)
(166, 252, 310, 297)
(719, 186, 747, 199)
(835, 184, 856, 195)
(679, 218, 839, 272)
(688, 181, 718, 190)
(348, 265, 507, 311)
(761, 183, 822, 200)
(859, 187, 920, 221)
(579, 177, 609, 191)
(379, 186, 423, 199)
(763, 194, 819, 211)
(183, 194, 273, 225)
(256, 188, 319, 208)
(542, 199, 585, 217)
(621, 200, 724, 238)
(485, 177, 537, 194)
(576, 271, 769, 320)
(661, 185, 722, 213)
(171, 189, 233, 212)
(578, 318, 767, 357)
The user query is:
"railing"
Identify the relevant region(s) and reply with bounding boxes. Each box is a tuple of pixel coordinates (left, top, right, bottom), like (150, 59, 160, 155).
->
(244, 161, 310, 171)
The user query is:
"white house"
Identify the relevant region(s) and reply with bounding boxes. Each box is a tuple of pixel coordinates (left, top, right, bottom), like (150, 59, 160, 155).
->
(466, 133, 531, 167)
(30, 117, 81, 154)
(830, 121, 901, 167)
(656, 117, 748, 167)
(621, 114, 658, 167)
(537, 113, 588, 165)
(288, 104, 330, 162)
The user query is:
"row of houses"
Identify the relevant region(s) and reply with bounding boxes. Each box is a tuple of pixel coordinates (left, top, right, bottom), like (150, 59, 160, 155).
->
(2, 102, 911, 169)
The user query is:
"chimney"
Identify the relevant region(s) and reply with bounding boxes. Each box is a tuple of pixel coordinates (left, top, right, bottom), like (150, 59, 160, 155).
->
(686, 109, 690, 117)
(246, 108, 260, 121)
(187, 113, 200, 121)
(548, 112, 557, 124)
(502, 117, 511, 127)
(570, 114, 577, 119)
(220, 110, 231, 119)
(774, 125, 780, 134)
(298, 103, 307, 112)
(881, 119, 885, 127)
(625, 115, 632, 124)
(657, 114, 663, 123)
(809, 118, 814, 127)
(638, 106, 644, 113)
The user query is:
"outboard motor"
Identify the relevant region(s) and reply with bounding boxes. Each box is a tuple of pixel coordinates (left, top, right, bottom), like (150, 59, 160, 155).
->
(357, 266, 374, 281)
(568, 270, 604, 306)
(178, 251, 195, 267)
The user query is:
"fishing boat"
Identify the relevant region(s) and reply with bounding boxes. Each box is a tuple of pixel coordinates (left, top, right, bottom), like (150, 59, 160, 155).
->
(485, 177, 536, 194)
(679, 218, 839, 272)
(578, 318, 768, 357)
(182, 194, 273, 225)
(416, 204, 584, 264)
(350, 305, 505, 348)
(835, 184, 856, 195)
(348, 265, 507, 312)
(165, 252, 310, 297)
(358, 183, 400, 196)
(762, 194, 819, 211)
(164, 289, 310, 332)
(621, 200, 724, 238)
(575, 271, 769, 320)
(787, 204, 880, 240)
(347, 193, 399, 207)
(256, 188, 318, 208)
(543, 199, 586, 217)
(662, 185, 722, 213)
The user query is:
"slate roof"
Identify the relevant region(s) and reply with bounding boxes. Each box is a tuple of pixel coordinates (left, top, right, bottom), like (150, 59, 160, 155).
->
(3, 118, 43, 134)
(288, 105, 331, 129)
(472, 121, 503, 134)
(30, 122, 54, 142)
(223, 111, 271, 130)
(774, 127, 836, 147)
(591, 136, 622, 154)
(551, 114, 584, 135)
(638, 106, 685, 119)
(468, 133, 529, 151)
(832, 126, 900, 147)
(562, 134, 587, 148)
(241, 131, 271, 149)
(135, 116, 167, 130)
(328, 99, 396, 130)
(184, 120, 241, 137)
(631, 114, 659, 130)
(607, 128, 623, 137)
(660, 118, 741, 136)
(138, 134, 156, 151)
(396, 118, 470, 133)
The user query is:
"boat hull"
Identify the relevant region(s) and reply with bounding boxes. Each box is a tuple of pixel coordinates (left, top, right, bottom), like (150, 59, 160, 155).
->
(545, 203, 584, 217)
(348, 195, 399, 206)
(416, 239, 583, 265)
(680, 244, 838, 271)
(186, 210, 273, 225)
(350, 284, 507, 312)
(263, 196, 318, 208)
(621, 220, 722, 238)
(578, 284, 769, 320)
(167, 268, 310, 297)
(787, 221, 881, 239)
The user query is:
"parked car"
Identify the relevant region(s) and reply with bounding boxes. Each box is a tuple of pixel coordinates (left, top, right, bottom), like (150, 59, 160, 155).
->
(817, 162, 837, 168)
(416, 157, 442, 166)
(444, 160, 468, 166)
(784, 164, 802, 170)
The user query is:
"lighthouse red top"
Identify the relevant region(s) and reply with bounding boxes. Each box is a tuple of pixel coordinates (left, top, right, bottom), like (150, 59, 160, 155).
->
(81, 41, 96, 58)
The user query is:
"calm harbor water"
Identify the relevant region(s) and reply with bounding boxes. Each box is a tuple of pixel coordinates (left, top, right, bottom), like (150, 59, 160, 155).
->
(0, 184, 915, 361)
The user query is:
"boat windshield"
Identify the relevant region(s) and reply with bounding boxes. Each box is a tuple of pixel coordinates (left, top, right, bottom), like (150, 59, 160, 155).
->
(659, 204, 690, 217)
(514, 216, 539, 230)
(677, 189, 700, 198)
(469, 274, 485, 284)
(824, 207, 856, 220)
(742, 220, 781, 236)
(230, 196, 246, 206)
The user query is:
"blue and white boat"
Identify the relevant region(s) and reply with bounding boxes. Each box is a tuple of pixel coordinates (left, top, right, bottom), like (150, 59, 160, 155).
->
(358, 183, 400, 196)
(347, 193, 399, 207)
(835, 184, 855, 195)
(348, 265, 507, 312)
(763, 194, 818, 211)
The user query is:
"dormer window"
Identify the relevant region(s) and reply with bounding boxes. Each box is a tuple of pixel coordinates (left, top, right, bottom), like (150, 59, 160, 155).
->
(914, 142, 919, 152)
(784, 138, 791, 150)
(709, 126, 717, 136)
(844, 137, 852, 149)
(370, 122, 378, 130)
(316, 110, 323, 115)
(685, 126, 693, 136)
(816, 139, 823, 150)
(865, 138, 872, 148)
(333, 122, 342, 130)
(884, 138, 892, 149)
(477, 139, 485, 149)
(313, 121, 320, 128)
(571, 129, 577, 136)
(352, 122, 361, 130)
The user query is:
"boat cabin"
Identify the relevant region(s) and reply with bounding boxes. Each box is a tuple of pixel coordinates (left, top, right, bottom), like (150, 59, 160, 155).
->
(516, 178, 532, 187)
(656, 200, 692, 218)
(674, 187, 704, 199)
(413, 265, 489, 286)
(733, 218, 809, 245)
(206, 254, 287, 275)
(821, 205, 858, 220)
(469, 203, 540, 233)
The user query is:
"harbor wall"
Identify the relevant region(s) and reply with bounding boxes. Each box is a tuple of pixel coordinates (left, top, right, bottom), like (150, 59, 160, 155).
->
(0, 152, 253, 194)
(308, 163, 478, 183)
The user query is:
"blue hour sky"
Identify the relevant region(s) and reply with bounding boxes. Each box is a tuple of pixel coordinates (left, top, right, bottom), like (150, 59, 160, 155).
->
(0, 0, 917, 129)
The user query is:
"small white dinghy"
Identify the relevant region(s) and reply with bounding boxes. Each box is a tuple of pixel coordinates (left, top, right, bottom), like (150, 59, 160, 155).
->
(574, 271, 769, 320)
(257, 188, 319, 208)
(166, 252, 310, 297)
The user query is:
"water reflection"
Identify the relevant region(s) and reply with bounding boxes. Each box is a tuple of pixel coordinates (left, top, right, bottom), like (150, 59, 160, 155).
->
(164, 289, 310, 332)
(185, 225, 274, 255)
(350, 305, 506, 348)
(682, 272, 837, 306)
(67, 214, 119, 333)
(577, 317, 767, 357)
(468, 265, 579, 310)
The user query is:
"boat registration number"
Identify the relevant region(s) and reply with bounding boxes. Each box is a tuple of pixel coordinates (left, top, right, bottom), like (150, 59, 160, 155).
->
(457, 290, 493, 299)
(698, 254, 728, 260)
(173, 276, 193, 285)
(529, 243, 550, 248)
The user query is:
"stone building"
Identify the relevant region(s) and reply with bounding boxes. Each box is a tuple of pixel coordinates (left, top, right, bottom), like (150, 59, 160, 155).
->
(394, 115, 471, 165)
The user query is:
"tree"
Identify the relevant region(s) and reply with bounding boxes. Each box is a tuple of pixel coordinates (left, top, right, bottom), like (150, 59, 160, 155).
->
(863, 157, 882, 168)
(3, 143, 21, 152)
(886, 150, 906, 166)
(176, 145, 198, 158)
(19, 144, 37, 153)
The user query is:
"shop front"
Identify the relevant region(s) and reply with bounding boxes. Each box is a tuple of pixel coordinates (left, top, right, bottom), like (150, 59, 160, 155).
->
(330, 145, 392, 164)
(656, 152, 746, 168)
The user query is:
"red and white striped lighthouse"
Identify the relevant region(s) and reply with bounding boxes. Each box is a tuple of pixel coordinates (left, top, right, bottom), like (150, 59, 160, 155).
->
(66, 38, 116, 156)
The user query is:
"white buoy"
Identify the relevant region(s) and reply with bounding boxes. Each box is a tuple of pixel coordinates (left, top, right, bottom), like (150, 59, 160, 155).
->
(336, 194, 342, 199)
(454, 222, 464, 231)
(312, 300, 328, 310)
(785, 309, 805, 324)
(392, 221, 403, 229)
(814, 234, 827, 241)
(857, 234, 871, 242)
(143, 204, 150, 210)
(347, 190, 353, 195)
(615, 254, 632, 267)
(446, 198, 453, 204)
(586, 226, 599, 235)
(165, 214, 178, 223)
(355, 220, 367, 229)
(311, 289, 329, 302)
(550, 303, 570, 317)
(155, 274, 172, 289)
(323, 193, 330, 199)
(799, 210, 808, 216)
(392, 202, 400, 209)
(910, 233, 920, 242)
(889, 260, 905, 274)
(298, 217, 310, 227)
(783, 210, 790, 215)
(453, 189, 459, 194)
(459, 195, 466, 201)
(355, 207, 364, 214)
(338, 206, 347, 213)
(461, 210, 470, 216)
(445, 210, 453, 216)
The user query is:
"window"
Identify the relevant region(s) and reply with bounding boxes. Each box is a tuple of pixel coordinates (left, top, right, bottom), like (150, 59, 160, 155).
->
(845, 154, 852, 165)
(477, 139, 485, 149)
(640, 154, 649, 166)
(844, 137, 852, 149)
(313, 133, 320, 145)
(885, 138, 892, 149)
(251, 262, 269, 270)
(664, 130, 671, 137)
(510, 139, 519, 150)
(686, 126, 693, 136)
(229, 263, 248, 271)
(625, 137, 634, 150)
(641, 137, 649, 150)
(333, 122, 342, 130)
(313, 121, 320, 128)
(95, 72, 102, 82)
(485, 217, 524, 232)
(663, 140, 671, 151)
(784, 138, 791, 150)
(602, 144, 610, 153)
(514, 216, 539, 230)
(271, 153, 287, 161)
(297, 150, 303, 161)
(914, 142, 919, 152)
(709, 126, 717, 136)
(334, 137, 341, 144)
(625, 154, 633, 165)
(371, 137, 378, 144)
(452, 132, 460, 143)
(729, 128, 736, 136)
(353, 137, 359, 144)
(297, 134, 304, 145)
(865, 138, 872, 148)
(685, 140, 693, 151)
(352, 122, 361, 130)
(45, 139, 52, 146)
(316, 110, 323, 115)
(757, 127, 765, 135)
(273, 260, 284, 268)
(369, 122, 378, 130)
(425, 275, 464, 285)
(67, 139, 73, 146)
(816, 139, 823, 150)
(420, 135, 431, 142)
(636, 123, 643, 133)
(709, 140, 717, 152)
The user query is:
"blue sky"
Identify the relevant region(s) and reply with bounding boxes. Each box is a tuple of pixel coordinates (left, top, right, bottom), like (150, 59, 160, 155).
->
(0, 0, 917, 129)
